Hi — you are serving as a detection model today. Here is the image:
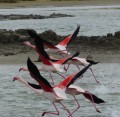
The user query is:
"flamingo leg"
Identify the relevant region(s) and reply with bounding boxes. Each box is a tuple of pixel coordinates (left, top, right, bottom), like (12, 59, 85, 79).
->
(49, 73, 54, 85)
(59, 101, 73, 117)
(56, 72, 65, 79)
(89, 68, 100, 84)
(85, 91, 101, 113)
(76, 65, 81, 70)
(64, 64, 70, 74)
(68, 96, 80, 117)
(64, 64, 67, 72)
(41, 102, 59, 116)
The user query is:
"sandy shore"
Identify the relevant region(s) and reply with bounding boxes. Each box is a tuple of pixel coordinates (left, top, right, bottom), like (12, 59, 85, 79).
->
(0, 0, 120, 9)
(0, 50, 120, 64)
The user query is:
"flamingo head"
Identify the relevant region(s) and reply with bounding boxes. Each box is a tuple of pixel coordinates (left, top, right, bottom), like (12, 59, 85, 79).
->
(23, 41, 31, 46)
(19, 67, 28, 72)
(13, 77, 20, 81)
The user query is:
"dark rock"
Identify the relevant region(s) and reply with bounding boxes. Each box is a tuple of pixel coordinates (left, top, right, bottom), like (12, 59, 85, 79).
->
(49, 13, 74, 18)
(4, 52, 17, 56)
(107, 33, 113, 37)
(0, 13, 74, 20)
(40, 30, 58, 43)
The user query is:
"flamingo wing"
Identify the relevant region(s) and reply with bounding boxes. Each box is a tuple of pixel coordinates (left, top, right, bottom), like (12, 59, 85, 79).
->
(67, 60, 99, 87)
(27, 30, 51, 60)
(57, 25, 80, 47)
(83, 92, 105, 104)
(57, 60, 99, 89)
(61, 52, 79, 64)
(55, 52, 79, 65)
(28, 82, 42, 89)
(27, 57, 53, 92)
(40, 39, 58, 49)
(34, 34, 58, 62)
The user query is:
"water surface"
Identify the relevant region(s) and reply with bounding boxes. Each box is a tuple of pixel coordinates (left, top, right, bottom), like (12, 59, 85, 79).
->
(0, 6, 120, 36)
(0, 63, 120, 117)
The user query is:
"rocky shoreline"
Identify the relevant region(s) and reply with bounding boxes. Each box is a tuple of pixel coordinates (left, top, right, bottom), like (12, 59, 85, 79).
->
(0, 29, 120, 57)
(0, 13, 73, 20)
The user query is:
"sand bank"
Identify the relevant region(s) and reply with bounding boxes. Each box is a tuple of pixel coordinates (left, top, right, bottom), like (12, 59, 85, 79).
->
(0, 0, 120, 9)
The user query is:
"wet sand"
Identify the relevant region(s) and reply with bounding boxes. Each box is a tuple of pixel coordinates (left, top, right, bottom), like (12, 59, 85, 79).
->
(0, 50, 120, 64)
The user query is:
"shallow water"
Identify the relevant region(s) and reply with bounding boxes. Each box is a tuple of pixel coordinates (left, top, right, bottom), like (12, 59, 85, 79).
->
(0, 63, 120, 117)
(0, 6, 120, 36)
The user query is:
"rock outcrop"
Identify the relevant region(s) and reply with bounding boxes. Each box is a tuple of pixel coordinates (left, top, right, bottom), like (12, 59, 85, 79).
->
(0, 29, 120, 56)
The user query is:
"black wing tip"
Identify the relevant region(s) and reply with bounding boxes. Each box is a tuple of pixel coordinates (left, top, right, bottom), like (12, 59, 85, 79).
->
(28, 82, 42, 89)
(73, 52, 79, 58)
(87, 60, 99, 65)
(27, 57, 31, 64)
(90, 93, 105, 104)
(94, 98, 105, 104)
(77, 24, 80, 29)
(27, 57, 34, 70)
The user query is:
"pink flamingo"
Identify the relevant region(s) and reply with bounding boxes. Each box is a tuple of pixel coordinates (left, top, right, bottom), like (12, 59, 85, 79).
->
(14, 58, 104, 116)
(13, 58, 73, 117)
(43, 25, 80, 57)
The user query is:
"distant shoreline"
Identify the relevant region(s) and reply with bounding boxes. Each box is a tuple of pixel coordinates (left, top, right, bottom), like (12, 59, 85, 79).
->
(0, 29, 120, 64)
(0, 0, 120, 9)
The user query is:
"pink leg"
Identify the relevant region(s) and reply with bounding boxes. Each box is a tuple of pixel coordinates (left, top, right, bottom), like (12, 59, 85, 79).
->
(64, 64, 70, 74)
(76, 65, 81, 70)
(56, 72, 65, 79)
(64, 64, 67, 71)
(85, 91, 101, 113)
(50, 73, 54, 85)
(76, 65, 83, 80)
(68, 96, 80, 117)
(59, 101, 73, 117)
(89, 68, 100, 84)
(41, 102, 59, 116)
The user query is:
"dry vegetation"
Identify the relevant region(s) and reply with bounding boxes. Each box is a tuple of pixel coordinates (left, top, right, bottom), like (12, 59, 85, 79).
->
(0, 0, 87, 3)
(0, 0, 35, 3)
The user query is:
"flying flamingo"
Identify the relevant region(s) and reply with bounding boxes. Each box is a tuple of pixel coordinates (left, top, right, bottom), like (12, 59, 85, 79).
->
(14, 58, 73, 117)
(14, 58, 104, 116)
(21, 31, 79, 84)
(43, 25, 80, 57)
(26, 25, 80, 57)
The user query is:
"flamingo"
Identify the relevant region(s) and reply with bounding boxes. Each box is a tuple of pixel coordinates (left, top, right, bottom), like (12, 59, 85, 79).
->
(21, 31, 79, 84)
(44, 25, 80, 57)
(26, 25, 80, 57)
(14, 58, 73, 117)
(14, 58, 104, 116)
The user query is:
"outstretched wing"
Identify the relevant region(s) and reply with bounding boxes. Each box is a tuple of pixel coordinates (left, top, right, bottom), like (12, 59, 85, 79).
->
(28, 82, 42, 89)
(57, 25, 80, 47)
(57, 60, 98, 88)
(83, 92, 105, 104)
(27, 30, 51, 60)
(27, 57, 53, 92)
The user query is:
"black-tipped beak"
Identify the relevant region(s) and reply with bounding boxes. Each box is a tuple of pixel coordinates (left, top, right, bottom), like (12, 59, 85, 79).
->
(13, 77, 17, 81)
(13, 78, 15, 81)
